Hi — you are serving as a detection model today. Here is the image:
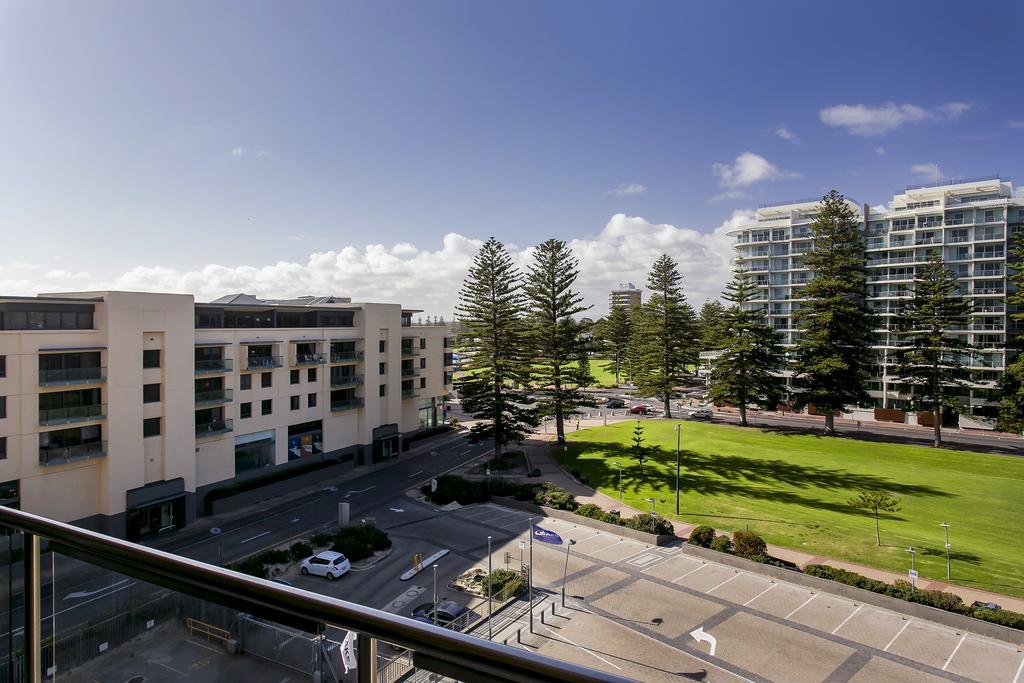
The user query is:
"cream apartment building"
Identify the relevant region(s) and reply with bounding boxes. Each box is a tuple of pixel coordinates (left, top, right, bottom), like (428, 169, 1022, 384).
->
(0, 291, 454, 539)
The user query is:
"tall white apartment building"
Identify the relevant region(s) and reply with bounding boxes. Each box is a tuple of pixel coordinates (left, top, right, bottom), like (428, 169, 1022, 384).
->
(0, 291, 454, 539)
(729, 176, 1023, 423)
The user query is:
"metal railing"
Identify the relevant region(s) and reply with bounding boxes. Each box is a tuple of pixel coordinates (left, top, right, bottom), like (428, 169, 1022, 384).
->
(195, 418, 233, 437)
(294, 353, 326, 365)
(329, 374, 364, 388)
(402, 389, 421, 399)
(37, 366, 106, 387)
(0, 506, 623, 683)
(400, 347, 420, 357)
(38, 403, 106, 426)
(246, 355, 283, 370)
(38, 440, 107, 466)
(401, 368, 421, 377)
(195, 358, 233, 374)
(195, 388, 233, 406)
(330, 398, 365, 412)
(330, 350, 364, 363)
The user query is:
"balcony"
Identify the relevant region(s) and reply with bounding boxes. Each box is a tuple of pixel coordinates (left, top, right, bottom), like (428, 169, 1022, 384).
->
(195, 388, 233, 406)
(329, 374, 364, 389)
(330, 397, 364, 412)
(330, 350, 364, 363)
(401, 367, 421, 377)
(38, 441, 107, 466)
(38, 403, 106, 426)
(400, 347, 420, 358)
(195, 358, 233, 374)
(294, 353, 326, 366)
(38, 366, 106, 387)
(246, 355, 283, 370)
(0, 505, 620, 683)
(195, 418, 233, 437)
(402, 388, 421, 399)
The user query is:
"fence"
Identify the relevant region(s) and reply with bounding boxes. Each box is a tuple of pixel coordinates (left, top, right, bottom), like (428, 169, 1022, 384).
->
(238, 614, 321, 676)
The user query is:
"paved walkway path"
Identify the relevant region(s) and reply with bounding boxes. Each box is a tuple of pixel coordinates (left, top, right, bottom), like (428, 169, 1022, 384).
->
(521, 426, 1024, 614)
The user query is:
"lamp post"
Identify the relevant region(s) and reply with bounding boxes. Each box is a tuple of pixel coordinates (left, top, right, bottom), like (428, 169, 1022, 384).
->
(487, 535, 493, 639)
(940, 522, 951, 580)
(673, 423, 681, 516)
(561, 539, 576, 608)
(528, 517, 534, 633)
(432, 564, 439, 626)
(906, 546, 917, 591)
(612, 461, 623, 500)
(644, 497, 656, 515)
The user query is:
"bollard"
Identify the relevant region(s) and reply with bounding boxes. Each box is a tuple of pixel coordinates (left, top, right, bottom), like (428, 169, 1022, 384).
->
(541, 608, 547, 625)
(517, 628, 523, 645)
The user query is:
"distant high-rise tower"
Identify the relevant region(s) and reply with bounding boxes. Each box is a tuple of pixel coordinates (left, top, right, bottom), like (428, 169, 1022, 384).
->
(609, 282, 642, 310)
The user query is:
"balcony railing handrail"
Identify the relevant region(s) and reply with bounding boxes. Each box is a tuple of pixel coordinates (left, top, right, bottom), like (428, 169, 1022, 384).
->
(38, 403, 106, 425)
(195, 388, 233, 404)
(38, 366, 106, 386)
(330, 374, 364, 388)
(0, 506, 623, 683)
(195, 358, 233, 373)
(38, 440, 107, 465)
(330, 350, 364, 362)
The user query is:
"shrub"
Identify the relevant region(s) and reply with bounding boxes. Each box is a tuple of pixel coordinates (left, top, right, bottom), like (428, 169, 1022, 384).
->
(421, 475, 489, 505)
(973, 608, 1024, 630)
(623, 513, 674, 535)
(289, 541, 313, 561)
(709, 535, 733, 554)
(576, 503, 609, 521)
(688, 525, 716, 548)
(535, 483, 578, 511)
(331, 525, 392, 562)
(311, 531, 334, 547)
(804, 566, 974, 619)
(260, 549, 291, 565)
(487, 569, 525, 596)
(570, 469, 581, 479)
(233, 556, 268, 579)
(732, 530, 768, 560)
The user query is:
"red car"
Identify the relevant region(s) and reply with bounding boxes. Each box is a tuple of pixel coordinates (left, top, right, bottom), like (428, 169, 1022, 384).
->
(628, 404, 656, 415)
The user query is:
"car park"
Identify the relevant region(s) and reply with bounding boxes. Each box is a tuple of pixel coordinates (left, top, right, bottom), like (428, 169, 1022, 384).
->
(300, 550, 351, 580)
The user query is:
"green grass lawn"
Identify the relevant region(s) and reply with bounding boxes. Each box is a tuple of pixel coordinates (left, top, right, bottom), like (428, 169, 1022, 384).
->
(456, 358, 623, 388)
(565, 420, 1024, 598)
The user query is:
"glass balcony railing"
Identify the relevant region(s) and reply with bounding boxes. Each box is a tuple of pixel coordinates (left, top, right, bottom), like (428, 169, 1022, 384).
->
(195, 388, 233, 406)
(246, 355, 283, 370)
(400, 347, 420, 357)
(330, 350, 364, 363)
(294, 353, 326, 366)
(38, 366, 106, 387)
(195, 358, 233, 374)
(38, 403, 106, 426)
(329, 374, 364, 388)
(401, 367, 420, 377)
(195, 418, 233, 437)
(38, 440, 107, 466)
(0, 506, 623, 683)
(330, 398, 364, 412)
(402, 388, 420, 399)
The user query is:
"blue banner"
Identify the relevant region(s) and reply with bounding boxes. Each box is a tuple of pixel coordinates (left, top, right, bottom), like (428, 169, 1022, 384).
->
(532, 525, 563, 545)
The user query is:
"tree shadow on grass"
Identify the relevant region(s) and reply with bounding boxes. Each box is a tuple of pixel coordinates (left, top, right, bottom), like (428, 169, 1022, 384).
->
(567, 440, 952, 522)
(917, 546, 982, 565)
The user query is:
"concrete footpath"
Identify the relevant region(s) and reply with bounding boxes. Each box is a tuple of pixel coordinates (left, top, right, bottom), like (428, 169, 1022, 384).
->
(523, 424, 1024, 615)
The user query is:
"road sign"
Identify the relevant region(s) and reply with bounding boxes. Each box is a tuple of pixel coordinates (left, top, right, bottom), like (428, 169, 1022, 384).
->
(518, 540, 526, 550)
(908, 569, 918, 580)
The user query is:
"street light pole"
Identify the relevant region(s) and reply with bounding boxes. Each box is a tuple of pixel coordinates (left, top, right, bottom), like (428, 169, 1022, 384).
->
(561, 539, 576, 608)
(528, 518, 534, 634)
(940, 522, 951, 580)
(645, 497, 656, 515)
(906, 546, 916, 592)
(432, 564, 439, 627)
(674, 423, 681, 516)
(612, 461, 622, 500)
(487, 535, 493, 640)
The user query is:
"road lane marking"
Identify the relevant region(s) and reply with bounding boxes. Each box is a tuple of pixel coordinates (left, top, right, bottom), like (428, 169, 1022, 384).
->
(743, 582, 776, 606)
(64, 578, 131, 601)
(785, 592, 817, 619)
(590, 539, 629, 556)
(1012, 653, 1024, 683)
(671, 563, 706, 583)
(240, 531, 271, 544)
(706, 572, 741, 594)
(942, 633, 967, 671)
(830, 604, 862, 635)
(407, 470, 424, 478)
(543, 627, 622, 670)
(883, 618, 912, 651)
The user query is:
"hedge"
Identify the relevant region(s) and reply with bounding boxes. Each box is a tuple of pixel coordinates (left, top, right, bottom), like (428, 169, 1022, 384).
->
(204, 457, 348, 512)
(421, 475, 538, 506)
(332, 525, 392, 562)
(688, 525, 716, 548)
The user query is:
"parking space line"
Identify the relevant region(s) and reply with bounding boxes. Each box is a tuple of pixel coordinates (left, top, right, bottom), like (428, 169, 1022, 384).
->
(617, 547, 656, 564)
(830, 604, 862, 635)
(543, 626, 623, 670)
(785, 592, 817, 619)
(1012, 654, 1024, 683)
(671, 563, 706, 583)
(942, 633, 967, 671)
(500, 518, 530, 530)
(706, 572, 741, 594)
(742, 582, 775, 606)
(883, 619, 912, 652)
(591, 539, 629, 555)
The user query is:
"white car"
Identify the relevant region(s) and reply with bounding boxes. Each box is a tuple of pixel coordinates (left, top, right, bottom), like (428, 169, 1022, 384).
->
(300, 550, 351, 580)
(688, 407, 713, 419)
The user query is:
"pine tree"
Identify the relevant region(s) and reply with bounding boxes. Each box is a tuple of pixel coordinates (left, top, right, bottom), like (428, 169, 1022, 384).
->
(597, 304, 633, 384)
(698, 300, 728, 350)
(998, 229, 1024, 433)
(709, 271, 786, 427)
(631, 420, 646, 475)
(523, 239, 594, 445)
(630, 255, 699, 418)
(455, 238, 538, 455)
(892, 251, 976, 448)
(791, 190, 875, 434)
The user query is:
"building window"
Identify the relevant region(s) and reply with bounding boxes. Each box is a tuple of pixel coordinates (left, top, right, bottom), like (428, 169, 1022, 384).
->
(0, 396, 5, 419)
(240, 374, 252, 391)
(0, 437, 5, 460)
(307, 368, 317, 382)
(419, 357, 426, 369)
(0, 355, 6, 377)
(290, 395, 300, 410)
(240, 402, 252, 419)
(379, 362, 386, 375)
(419, 337, 426, 349)
(261, 372, 272, 388)
(262, 399, 273, 416)
(308, 393, 317, 408)
(290, 369, 300, 385)
(379, 384, 386, 397)
(379, 340, 386, 353)
(143, 417, 161, 438)
(142, 383, 161, 403)
(419, 377, 426, 389)
(142, 350, 161, 369)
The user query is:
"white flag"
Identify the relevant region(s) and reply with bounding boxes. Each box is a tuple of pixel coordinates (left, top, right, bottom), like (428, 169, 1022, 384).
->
(341, 630, 357, 674)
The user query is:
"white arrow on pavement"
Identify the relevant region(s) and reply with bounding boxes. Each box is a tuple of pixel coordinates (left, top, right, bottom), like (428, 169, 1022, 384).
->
(689, 626, 717, 656)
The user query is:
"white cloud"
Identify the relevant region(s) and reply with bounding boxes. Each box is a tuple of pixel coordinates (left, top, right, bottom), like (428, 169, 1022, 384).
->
(711, 190, 746, 203)
(712, 152, 801, 189)
(230, 147, 245, 157)
(874, 147, 887, 155)
(774, 125, 798, 142)
(910, 163, 944, 180)
(819, 101, 973, 136)
(2, 214, 750, 317)
(612, 182, 646, 196)
(1008, 119, 1024, 129)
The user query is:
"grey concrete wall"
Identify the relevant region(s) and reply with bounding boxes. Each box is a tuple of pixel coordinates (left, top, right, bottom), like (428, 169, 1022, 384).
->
(492, 497, 676, 546)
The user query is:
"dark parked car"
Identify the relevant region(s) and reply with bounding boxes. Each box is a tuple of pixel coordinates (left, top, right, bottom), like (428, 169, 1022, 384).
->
(605, 398, 626, 409)
(410, 600, 472, 628)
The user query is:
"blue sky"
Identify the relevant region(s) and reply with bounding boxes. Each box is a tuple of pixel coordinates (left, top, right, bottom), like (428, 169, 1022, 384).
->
(2, 1, 1022, 315)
